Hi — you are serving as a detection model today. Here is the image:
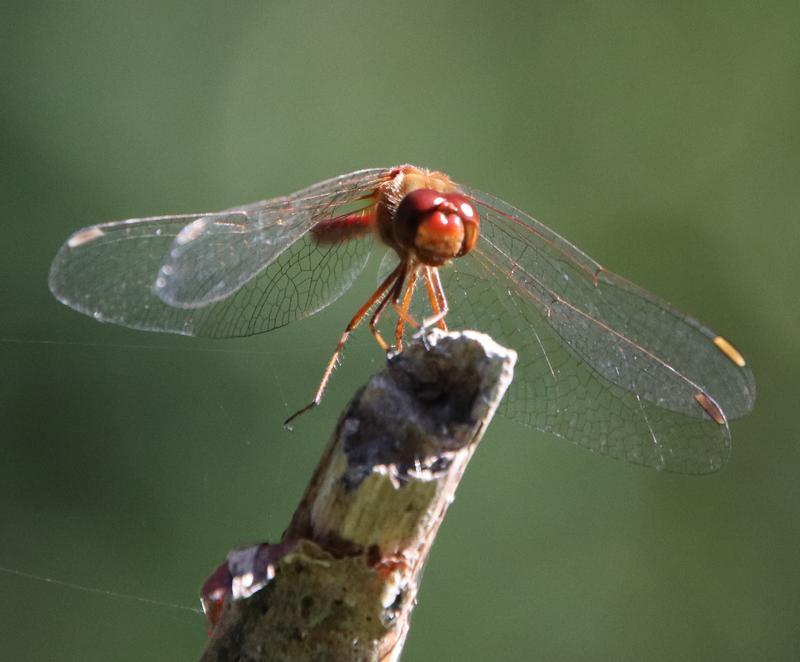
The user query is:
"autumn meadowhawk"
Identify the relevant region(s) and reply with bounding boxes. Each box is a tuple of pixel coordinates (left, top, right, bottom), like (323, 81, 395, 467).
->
(48, 165, 755, 474)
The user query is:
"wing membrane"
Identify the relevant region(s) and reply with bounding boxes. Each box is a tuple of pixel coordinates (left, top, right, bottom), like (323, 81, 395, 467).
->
(462, 186, 755, 420)
(49, 168, 392, 337)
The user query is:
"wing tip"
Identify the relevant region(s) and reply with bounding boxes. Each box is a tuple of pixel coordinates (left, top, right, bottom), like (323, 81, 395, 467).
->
(66, 226, 105, 248)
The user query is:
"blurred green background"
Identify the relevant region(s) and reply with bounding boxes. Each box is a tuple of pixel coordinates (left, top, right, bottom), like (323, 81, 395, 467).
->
(2, 2, 798, 660)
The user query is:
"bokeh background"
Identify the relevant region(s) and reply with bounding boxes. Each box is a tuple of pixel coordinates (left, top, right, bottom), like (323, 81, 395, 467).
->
(2, 2, 798, 660)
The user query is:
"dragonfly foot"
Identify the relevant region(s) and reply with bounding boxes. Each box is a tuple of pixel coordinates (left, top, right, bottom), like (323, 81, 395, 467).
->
(283, 400, 319, 430)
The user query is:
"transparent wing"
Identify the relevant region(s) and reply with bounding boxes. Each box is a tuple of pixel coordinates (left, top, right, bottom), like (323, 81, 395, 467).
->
(433, 186, 756, 473)
(49, 168, 392, 337)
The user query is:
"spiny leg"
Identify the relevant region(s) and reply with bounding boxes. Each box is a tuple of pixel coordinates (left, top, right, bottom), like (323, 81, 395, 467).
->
(284, 263, 403, 427)
(393, 265, 420, 351)
(422, 266, 449, 331)
(368, 261, 409, 351)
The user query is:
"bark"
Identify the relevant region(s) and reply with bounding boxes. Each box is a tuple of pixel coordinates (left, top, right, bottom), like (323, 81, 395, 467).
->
(200, 330, 516, 662)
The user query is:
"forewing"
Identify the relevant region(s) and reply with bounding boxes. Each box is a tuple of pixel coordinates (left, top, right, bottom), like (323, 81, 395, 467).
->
(49, 168, 392, 337)
(461, 187, 755, 418)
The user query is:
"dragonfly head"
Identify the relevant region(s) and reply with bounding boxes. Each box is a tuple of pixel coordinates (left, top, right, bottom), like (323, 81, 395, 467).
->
(394, 189, 479, 266)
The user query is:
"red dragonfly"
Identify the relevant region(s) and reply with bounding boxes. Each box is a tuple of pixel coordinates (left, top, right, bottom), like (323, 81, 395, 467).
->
(49, 165, 755, 473)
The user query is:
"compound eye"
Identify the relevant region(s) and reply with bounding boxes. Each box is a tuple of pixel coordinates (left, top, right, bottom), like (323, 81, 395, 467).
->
(396, 189, 447, 223)
(443, 193, 477, 222)
(444, 193, 479, 256)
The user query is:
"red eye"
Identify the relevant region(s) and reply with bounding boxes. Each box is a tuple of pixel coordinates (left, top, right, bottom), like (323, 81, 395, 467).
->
(443, 193, 476, 220)
(443, 193, 479, 255)
(396, 189, 447, 220)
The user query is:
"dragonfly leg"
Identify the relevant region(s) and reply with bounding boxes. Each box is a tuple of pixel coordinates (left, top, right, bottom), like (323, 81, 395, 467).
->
(284, 263, 403, 427)
(368, 262, 410, 352)
(392, 266, 420, 351)
(421, 266, 449, 331)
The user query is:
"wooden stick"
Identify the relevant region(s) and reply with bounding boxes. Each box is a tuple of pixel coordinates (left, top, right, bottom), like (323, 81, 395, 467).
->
(200, 330, 517, 662)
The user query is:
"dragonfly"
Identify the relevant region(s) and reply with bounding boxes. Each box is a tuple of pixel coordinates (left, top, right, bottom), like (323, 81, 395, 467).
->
(49, 165, 756, 474)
